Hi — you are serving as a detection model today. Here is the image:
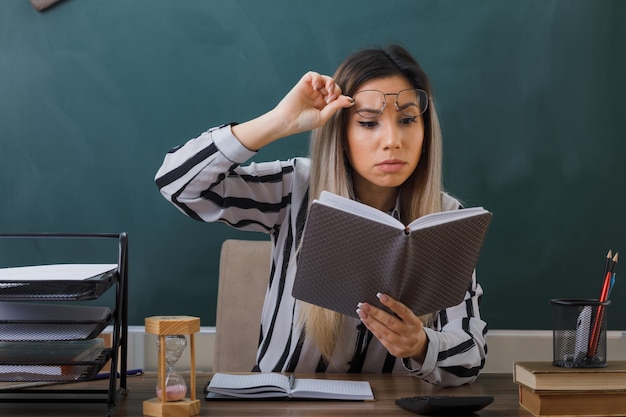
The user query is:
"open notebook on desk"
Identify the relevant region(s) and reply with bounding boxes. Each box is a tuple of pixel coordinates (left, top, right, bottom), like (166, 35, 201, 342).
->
(205, 373, 374, 401)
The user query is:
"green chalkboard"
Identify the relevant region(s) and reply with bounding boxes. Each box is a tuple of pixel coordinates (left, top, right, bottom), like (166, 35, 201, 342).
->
(0, 0, 624, 330)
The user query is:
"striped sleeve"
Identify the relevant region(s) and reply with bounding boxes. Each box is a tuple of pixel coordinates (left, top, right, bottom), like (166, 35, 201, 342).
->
(402, 270, 488, 386)
(155, 124, 297, 233)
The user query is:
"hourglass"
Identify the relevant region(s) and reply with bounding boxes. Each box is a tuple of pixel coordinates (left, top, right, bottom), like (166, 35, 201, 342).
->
(156, 335, 187, 401)
(143, 316, 201, 417)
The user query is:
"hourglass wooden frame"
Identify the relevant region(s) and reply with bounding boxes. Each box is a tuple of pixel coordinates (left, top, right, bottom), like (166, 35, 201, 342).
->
(143, 316, 201, 417)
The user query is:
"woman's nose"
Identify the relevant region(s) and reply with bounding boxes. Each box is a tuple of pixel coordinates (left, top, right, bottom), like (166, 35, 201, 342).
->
(380, 120, 402, 149)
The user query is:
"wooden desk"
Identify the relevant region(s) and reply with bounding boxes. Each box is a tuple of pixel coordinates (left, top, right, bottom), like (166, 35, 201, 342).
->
(0, 372, 530, 416)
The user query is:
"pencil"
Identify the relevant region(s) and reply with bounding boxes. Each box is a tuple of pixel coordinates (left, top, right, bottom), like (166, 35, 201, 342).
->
(607, 253, 618, 298)
(611, 252, 619, 272)
(587, 251, 619, 358)
(598, 252, 617, 303)
(603, 249, 613, 279)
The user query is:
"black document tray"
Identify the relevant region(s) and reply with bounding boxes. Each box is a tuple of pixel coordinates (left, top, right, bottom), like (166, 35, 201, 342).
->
(0, 264, 117, 301)
(0, 348, 112, 382)
(0, 303, 113, 341)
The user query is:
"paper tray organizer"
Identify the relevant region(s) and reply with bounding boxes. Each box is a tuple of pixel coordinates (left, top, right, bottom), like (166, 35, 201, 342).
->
(0, 268, 116, 301)
(0, 264, 119, 383)
(0, 349, 112, 382)
(0, 233, 129, 417)
(0, 302, 113, 341)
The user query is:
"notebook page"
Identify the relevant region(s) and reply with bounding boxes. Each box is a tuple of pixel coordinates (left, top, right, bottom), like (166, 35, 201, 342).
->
(292, 378, 374, 399)
(209, 373, 289, 394)
(318, 191, 402, 228)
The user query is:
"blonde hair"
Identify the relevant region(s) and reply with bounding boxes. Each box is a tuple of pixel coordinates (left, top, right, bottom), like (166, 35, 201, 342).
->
(301, 45, 444, 360)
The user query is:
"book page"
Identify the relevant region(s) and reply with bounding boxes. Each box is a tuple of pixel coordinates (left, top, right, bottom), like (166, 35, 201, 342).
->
(407, 206, 488, 230)
(319, 191, 490, 232)
(0, 264, 117, 281)
(292, 379, 374, 400)
(318, 191, 403, 229)
(208, 373, 289, 397)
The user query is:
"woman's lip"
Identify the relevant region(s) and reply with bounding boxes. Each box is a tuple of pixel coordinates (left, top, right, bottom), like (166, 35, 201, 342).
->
(375, 160, 406, 172)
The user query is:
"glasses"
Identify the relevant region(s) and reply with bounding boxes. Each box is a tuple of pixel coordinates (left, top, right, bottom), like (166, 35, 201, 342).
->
(351, 88, 429, 119)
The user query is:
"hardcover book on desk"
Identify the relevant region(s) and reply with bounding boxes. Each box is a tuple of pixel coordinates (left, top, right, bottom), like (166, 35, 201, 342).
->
(514, 361, 626, 416)
(292, 191, 492, 318)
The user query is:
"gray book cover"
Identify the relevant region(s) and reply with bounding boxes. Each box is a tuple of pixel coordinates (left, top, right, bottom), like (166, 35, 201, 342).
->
(292, 192, 492, 318)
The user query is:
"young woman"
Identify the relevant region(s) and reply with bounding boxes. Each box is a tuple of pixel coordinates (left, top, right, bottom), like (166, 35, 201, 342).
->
(155, 45, 487, 386)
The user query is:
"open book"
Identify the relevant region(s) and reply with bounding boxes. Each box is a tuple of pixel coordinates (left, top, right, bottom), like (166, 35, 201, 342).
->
(205, 372, 374, 401)
(292, 191, 492, 317)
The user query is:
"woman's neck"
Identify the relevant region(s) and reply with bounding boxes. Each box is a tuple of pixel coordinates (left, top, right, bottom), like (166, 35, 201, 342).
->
(355, 188, 398, 213)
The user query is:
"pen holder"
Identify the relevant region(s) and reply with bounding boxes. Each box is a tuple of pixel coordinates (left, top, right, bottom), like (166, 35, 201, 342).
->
(551, 298, 610, 368)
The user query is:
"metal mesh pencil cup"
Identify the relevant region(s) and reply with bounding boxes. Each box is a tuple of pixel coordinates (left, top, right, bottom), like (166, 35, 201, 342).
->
(551, 298, 610, 368)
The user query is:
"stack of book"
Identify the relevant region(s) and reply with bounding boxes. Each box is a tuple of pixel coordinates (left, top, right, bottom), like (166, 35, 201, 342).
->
(514, 361, 626, 416)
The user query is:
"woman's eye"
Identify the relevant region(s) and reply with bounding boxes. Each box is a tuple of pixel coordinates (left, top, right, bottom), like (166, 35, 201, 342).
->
(400, 116, 418, 125)
(357, 121, 378, 128)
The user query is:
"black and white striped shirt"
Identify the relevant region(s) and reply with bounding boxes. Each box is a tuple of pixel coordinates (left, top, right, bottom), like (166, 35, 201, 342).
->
(155, 124, 488, 386)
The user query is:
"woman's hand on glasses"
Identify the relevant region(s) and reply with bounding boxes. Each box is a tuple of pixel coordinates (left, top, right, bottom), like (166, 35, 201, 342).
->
(273, 71, 354, 135)
(232, 72, 353, 151)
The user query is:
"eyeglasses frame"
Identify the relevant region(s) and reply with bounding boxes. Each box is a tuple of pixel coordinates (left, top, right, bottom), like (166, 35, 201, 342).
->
(351, 88, 429, 119)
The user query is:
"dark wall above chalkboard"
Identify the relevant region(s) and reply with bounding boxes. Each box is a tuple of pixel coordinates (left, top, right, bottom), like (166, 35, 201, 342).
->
(0, 0, 624, 329)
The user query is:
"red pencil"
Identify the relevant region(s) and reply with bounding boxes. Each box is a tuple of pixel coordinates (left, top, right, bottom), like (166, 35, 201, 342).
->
(587, 252, 618, 358)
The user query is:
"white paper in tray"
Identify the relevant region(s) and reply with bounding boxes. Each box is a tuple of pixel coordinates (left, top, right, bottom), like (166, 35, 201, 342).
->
(0, 264, 117, 281)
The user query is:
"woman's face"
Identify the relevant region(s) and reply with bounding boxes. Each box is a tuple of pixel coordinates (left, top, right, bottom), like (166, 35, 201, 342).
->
(345, 75, 425, 205)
